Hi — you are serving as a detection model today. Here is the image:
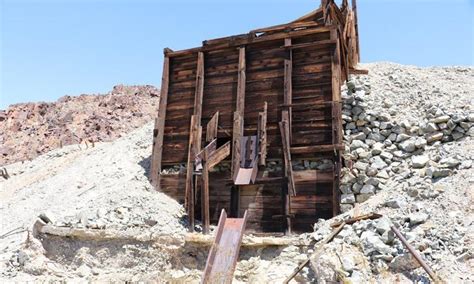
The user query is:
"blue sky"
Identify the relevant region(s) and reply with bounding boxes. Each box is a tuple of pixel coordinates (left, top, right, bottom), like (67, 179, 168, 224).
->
(1, 0, 473, 108)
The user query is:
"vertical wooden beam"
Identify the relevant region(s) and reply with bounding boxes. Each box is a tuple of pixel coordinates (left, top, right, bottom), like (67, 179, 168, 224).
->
(258, 102, 267, 166)
(151, 56, 170, 189)
(194, 52, 205, 122)
(351, 0, 360, 63)
(230, 186, 240, 218)
(331, 28, 342, 216)
(236, 47, 246, 116)
(231, 47, 246, 179)
(231, 112, 243, 181)
(284, 38, 293, 144)
(185, 52, 205, 232)
(185, 115, 198, 231)
(284, 184, 292, 235)
(279, 114, 296, 196)
(202, 155, 210, 234)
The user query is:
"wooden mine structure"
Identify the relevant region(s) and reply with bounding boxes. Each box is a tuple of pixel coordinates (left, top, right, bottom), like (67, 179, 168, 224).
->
(151, 0, 364, 234)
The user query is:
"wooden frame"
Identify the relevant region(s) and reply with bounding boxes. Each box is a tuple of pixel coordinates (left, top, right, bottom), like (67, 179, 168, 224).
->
(152, 0, 362, 234)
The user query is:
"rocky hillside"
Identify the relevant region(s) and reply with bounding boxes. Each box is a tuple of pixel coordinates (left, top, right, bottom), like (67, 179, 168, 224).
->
(0, 85, 160, 165)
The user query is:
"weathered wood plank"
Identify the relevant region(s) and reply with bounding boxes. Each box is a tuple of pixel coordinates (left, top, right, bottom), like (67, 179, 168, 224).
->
(207, 141, 231, 169)
(290, 144, 344, 154)
(258, 102, 268, 166)
(237, 47, 246, 115)
(206, 111, 219, 142)
(231, 112, 243, 180)
(280, 112, 296, 196)
(284, 38, 293, 144)
(202, 159, 210, 234)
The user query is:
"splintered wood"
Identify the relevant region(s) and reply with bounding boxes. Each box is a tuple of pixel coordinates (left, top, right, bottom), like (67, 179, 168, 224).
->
(152, 0, 363, 234)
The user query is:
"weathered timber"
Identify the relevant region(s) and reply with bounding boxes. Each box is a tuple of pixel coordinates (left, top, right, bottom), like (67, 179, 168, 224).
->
(202, 158, 210, 234)
(284, 38, 293, 144)
(258, 102, 268, 166)
(231, 112, 243, 180)
(207, 141, 231, 169)
(290, 144, 344, 154)
(185, 115, 198, 231)
(391, 225, 442, 283)
(280, 114, 296, 196)
(206, 111, 219, 142)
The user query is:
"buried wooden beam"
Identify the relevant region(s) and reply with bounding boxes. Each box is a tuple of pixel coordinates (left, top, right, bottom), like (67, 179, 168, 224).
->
(390, 225, 441, 283)
(150, 56, 170, 189)
(283, 212, 383, 283)
(283, 222, 345, 284)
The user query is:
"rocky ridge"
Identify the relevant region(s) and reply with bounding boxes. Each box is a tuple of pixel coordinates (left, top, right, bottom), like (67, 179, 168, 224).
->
(0, 85, 160, 165)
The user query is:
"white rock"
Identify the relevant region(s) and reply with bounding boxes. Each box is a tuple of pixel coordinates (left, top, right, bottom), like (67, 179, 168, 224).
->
(371, 142, 384, 155)
(411, 155, 429, 168)
(432, 115, 450, 123)
(341, 194, 356, 204)
(409, 212, 428, 226)
(426, 132, 443, 143)
(360, 184, 375, 194)
(398, 139, 416, 152)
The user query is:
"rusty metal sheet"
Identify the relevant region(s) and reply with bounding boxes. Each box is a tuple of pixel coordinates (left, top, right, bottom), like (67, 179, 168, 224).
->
(202, 210, 248, 284)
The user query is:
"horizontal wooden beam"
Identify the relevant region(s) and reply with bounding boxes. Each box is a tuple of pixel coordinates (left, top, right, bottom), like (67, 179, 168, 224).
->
(165, 25, 337, 58)
(293, 170, 334, 183)
(349, 68, 368, 75)
(290, 144, 344, 154)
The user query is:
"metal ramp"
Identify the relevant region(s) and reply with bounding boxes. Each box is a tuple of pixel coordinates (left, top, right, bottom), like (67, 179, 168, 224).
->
(201, 209, 248, 284)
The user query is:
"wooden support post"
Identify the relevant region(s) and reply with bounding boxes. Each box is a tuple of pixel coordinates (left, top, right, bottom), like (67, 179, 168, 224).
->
(185, 52, 205, 232)
(151, 56, 170, 189)
(232, 47, 246, 180)
(202, 157, 210, 234)
(280, 112, 296, 196)
(284, 183, 292, 235)
(230, 186, 240, 218)
(258, 102, 267, 166)
(236, 47, 246, 116)
(352, 0, 360, 63)
(231, 112, 243, 181)
(331, 28, 343, 217)
(284, 38, 293, 144)
(185, 115, 199, 231)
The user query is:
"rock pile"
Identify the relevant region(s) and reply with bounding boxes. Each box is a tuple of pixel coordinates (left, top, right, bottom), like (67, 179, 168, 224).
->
(339, 72, 473, 210)
(0, 85, 159, 165)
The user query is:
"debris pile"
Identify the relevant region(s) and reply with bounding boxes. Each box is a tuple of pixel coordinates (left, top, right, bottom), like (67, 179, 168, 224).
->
(0, 85, 159, 165)
(339, 63, 473, 210)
